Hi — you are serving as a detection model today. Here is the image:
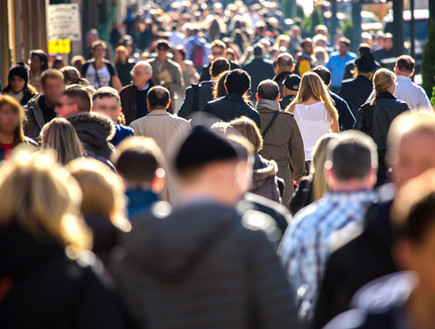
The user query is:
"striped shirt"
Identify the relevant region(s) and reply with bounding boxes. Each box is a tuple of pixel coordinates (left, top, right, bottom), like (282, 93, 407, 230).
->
(279, 189, 376, 321)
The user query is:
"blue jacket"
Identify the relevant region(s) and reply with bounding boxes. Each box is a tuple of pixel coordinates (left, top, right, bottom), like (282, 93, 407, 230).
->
(126, 189, 160, 220)
(111, 123, 134, 146)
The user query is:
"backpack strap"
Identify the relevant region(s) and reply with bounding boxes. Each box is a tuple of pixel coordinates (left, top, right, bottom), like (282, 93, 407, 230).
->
(92, 62, 102, 88)
(262, 111, 280, 138)
(192, 83, 200, 113)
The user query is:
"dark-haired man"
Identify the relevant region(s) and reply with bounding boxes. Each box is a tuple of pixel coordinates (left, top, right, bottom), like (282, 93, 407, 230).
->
(273, 53, 295, 96)
(199, 40, 240, 82)
(24, 69, 65, 139)
(113, 125, 299, 329)
(112, 137, 166, 219)
(204, 69, 261, 127)
(280, 131, 378, 326)
(394, 55, 432, 113)
(279, 74, 300, 110)
(342, 43, 379, 81)
(312, 66, 355, 130)
(130, 86, 190, 203)
(256, 79, 305, 208)
(178, 58, 231, 119)
(242, 44, 275, 101)
(55, 85, 92, 117)
(326, 37, 357, 93)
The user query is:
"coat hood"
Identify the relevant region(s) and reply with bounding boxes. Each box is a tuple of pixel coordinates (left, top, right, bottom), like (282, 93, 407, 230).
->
(67, 112, 116, 148)
(253, 154, 278, 186)
(123, 203, 241, 282)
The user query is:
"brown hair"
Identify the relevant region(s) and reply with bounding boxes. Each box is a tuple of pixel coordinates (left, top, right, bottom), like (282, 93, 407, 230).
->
(229, 116, 263, 152)
(41, 69, 64, 87)
(0, 95, 27, 145)
(63, 85, 92, 112)
(396, 55, 415, 73)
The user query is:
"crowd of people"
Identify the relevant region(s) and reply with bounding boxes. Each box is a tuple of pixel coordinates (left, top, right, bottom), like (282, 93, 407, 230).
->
(0, 1, 435, 328)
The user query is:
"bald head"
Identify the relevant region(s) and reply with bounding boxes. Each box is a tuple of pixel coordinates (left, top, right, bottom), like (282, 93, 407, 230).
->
(147, 86, 171, 110)
(276, 53, 294, 74)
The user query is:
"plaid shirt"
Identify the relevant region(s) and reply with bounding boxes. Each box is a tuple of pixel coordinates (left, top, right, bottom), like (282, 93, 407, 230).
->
(279, 189, 376, 321)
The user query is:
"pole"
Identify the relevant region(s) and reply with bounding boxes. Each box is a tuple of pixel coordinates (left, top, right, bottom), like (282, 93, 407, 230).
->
(410, 0, 415, 60)
(392, 0, 404, 56)
(352, 2, 362, 53)
(330, 0, 338, 43)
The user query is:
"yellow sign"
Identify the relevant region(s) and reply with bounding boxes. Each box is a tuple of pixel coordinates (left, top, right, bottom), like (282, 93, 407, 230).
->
(48, 39, 71, 54)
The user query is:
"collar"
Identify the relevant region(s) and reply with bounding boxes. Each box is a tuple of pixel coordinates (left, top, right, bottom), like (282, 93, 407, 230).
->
(324, 189, 376, 203)
(256, 98, 280, 112)
(225, 94, 246, 103)
(375, 91, 396, 100)
(148, 109, 168, 116)
(396, 75, 411, 81)
(137, 83, 149, 91)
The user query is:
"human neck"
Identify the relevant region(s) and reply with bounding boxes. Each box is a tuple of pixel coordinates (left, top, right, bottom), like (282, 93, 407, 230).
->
(340, 52, 347, 59)
(0, 133, 15, 144)
(409, 285, 435, 329)
(31, 68, 41, 76)
(181, 184, 237, 207)
(95, 57, 104, 65)
(331, 180, 370, 192)
(397, 71, 411, 78)
(44, 97, 56, 108)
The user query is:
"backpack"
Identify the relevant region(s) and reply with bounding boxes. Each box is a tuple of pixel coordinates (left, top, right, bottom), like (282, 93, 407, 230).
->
(190, 43, 205, 67)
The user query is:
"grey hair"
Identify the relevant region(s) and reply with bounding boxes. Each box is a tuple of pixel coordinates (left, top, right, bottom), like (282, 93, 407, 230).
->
(133, 61, 153, 76)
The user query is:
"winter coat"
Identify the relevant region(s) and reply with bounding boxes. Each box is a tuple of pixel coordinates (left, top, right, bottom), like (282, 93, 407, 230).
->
(354, 92, 409, 185)
(112, 202, 299, 329)
(273, 71, 292, 96)
(329, 91, 355, 131)
(340, 75, 374, 116)
(23, 93, 50, 140)
(119, 81, 155, 125)
(178, 80, 215, 119)
(257, 99, 306, 208)
(323, 272, 416, 329)
(204, 94, 261, 128)
(313, 185, 398, 329)
(251, 153, 281, 203)
(0, 223, 129, 329)
(67, 112, 116, 161)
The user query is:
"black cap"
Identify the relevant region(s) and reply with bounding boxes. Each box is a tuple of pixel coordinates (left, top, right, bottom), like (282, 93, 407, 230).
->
(175, 126, 241, 173)
(8, 62, 29, 85)
(283, 74, 301, 91)
(356, 53, 377, 73)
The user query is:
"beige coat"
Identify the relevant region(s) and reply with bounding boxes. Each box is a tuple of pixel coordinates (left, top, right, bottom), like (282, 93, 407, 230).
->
(148, 58, 184, 103)
(257, 99, 306, 208)
(130, 109, 191, 203)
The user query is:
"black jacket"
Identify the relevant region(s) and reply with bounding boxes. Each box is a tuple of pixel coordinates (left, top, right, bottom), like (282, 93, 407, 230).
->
(0, 223, 129, 329)
(112, 202, 299, 329)
(242, 57, 275, 100)
(279, 95, 295, 110)
(313, 185, 398, 329)
(330, 91, 355, 131)
(354, 92, 409, 184)
(273, 71, 292, 96)
(204, 94, 261, 128)
(339, 75, 374, 116)
(67, 112, 116, 160)
(178, 80, 215, 119)
(323, 272, 414, 329)
(199, 60, 239, 82)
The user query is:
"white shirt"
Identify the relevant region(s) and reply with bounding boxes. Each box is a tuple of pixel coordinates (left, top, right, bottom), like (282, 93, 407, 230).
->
(395, 75, 433, 113)
(85, 64, 111, 89)
(294, 102, 332, 161)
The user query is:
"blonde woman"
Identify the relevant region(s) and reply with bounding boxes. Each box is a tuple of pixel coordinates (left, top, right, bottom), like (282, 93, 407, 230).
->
(286, 72, 339, 165)
(355, 68, 409, 185)
(68, 158, 131, 266)
(41, 118, 84, 165)
(0, 150, 129, 327)
(290, 134, 341, 215)
(0, 95, 37, 161)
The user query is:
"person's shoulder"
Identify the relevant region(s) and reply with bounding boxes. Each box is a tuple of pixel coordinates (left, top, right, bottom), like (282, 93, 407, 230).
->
(129, 116, 146, 128)
(166, 57, 180, 68)
(330, 91, 346, 103)
(120, 84, 134, 94)
(118, 124, 134, 133)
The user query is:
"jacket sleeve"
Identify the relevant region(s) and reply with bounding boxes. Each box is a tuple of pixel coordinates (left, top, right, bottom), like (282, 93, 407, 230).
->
(169, 63, 185, 94)
(336, 98, 356, 131)
(245, 229, 300, 329)
(288, 117, 306, 181)
(353, 105, 367, 132)
(178, 87, 193, 119)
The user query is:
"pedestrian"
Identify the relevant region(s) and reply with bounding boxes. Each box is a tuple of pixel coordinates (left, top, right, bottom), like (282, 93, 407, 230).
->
(0, 150, 129, 328)
(41, 118, 84, 165)
(199, 40, 240, 82)
(286, 72, 340, 167)
(60, 66, 91, 87)
(340, 53, 378, 116)
(1, 63, 37, 106)
(255, 80, 305, 208)
(280, 131, 378, 326)
(295, 38, 315, 77)
(393, 55, 433, 113)
(0, 96, 37, 161)
(342, 43, 379, 81)
(24, 69, 65, 140)
(111, 137, 167, 219)
(354, 68, 409, 185)
(92, 87, 134, 146)
(324, 168, 435, 329)
(229, 116, 281, 203)
(81, 41, 122, 91)
(204, 69, 261, 127)
(273, 53, 295, 96)
(112, 125, 299, 329)
(373, 33, 394, 65)
(119, 61, 155, 125)
(174, 45, 200, 88)
(130, 86, 190, 203)
(28, 49, 49, 92)
(325, 38, 357, 93)
(114, 46, 134, 87)
(279, 74, 301, 110)
(68, 158, 131, 267)
(313, 113, 435, 329)
(312, 66, 356, 130)
(178, 57, 230, 119)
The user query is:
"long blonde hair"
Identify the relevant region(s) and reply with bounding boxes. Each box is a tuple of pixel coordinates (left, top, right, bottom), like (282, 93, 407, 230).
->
(372, 68, 396, 99)
(68, 158, 131, 233)
(286, 72, 339, 124)
(0, 150, 91, 255)
(41, 118, 84, 165)
(311, 133, 341, 201)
